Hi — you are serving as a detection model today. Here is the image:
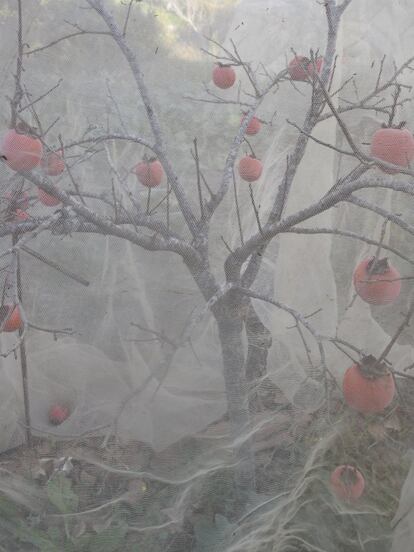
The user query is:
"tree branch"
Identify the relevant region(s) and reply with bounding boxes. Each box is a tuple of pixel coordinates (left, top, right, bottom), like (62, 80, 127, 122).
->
(284, 226, 414, 265)
(204, 68, 288, 219)
(337, 0, 353, 16)
(318, 55, 414, 123)
(86, 0, 199, 238)
(24, 30, 110, 56)
(21, 172, 201, 263)
(225, 175, 414, 280)
(347, 195, 414, 238)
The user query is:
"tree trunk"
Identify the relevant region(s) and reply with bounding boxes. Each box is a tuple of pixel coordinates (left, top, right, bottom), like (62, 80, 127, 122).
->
(187, 265, 256, 502)
(245, 304, 272, 384)
(215, 300, 256, 501)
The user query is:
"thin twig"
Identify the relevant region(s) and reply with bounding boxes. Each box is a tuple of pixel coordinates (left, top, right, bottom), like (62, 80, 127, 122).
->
(232, 168, 244, 246)
(249, 184, 263, 236)
(13, 233, 32, 446)
(122, 0, 135, 37)
(221, 236, 234, 254)
(376, 293, 414, 366)
(20, 245, 90, 286)
(24, 30, 110, 56)
(388, 84, 402, 127)
(375, 55, 386, 90)
(28, 323, 75, 337)
(193, 138, 204, 220)
(10, 0, 24, 127)
(18, 79, 62, 113)
(284, 225, 414, 266)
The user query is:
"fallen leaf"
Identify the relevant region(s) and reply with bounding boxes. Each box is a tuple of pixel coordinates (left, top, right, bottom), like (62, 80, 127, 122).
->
(367, 422, 387, 441)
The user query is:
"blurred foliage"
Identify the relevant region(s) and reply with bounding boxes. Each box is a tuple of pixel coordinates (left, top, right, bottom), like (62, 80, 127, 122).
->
(0, 473, 129, 551)
(47, 473, 79, 515)
(112, 0, 237, 36)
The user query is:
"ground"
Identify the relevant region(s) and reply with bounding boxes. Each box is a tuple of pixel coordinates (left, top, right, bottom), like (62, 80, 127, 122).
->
(0, 376, 412, 551)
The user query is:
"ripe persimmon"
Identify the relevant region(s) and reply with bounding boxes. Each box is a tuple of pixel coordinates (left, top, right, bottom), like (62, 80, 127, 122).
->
(41, 149, 65, 176)
(353, 257, 401, 305)
(342, 355, 395, 414)
(370, 127, 414, 173)
(1, 129, 42, 171)
(330, 465, 365, 501)
(1, 305, 22, 332)
(37, 187, 60, 207)
(48, 404, 70, 425)
(288, 56, 323, 81)
(238, 155, 263, 182)
(133, 159, 163, 188)
(212, 64, 236, 89)
(241, 114, 262, 136)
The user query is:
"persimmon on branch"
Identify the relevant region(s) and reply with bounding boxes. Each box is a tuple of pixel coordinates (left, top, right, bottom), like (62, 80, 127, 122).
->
(233, 42, 341, 288)
(86, 0, 199, 239)
(225, 174, 414, 279)
(4, 0, 413, 340)
(2, 0, 412, 332)
(234, 57, 414, 285)
(25, 0, 358, 261)
(4, 0, 414, 496)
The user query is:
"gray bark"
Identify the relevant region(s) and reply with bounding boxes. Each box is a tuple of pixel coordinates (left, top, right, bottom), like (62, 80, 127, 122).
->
(215, 302, 256, 498)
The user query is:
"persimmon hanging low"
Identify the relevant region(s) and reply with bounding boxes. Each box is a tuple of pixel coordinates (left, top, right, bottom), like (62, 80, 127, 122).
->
(41, 149, 65, 176)
(1, 129, 43, 172)
(353, 257, 401, 305)
(133, 159, 164, 188)
(330, 465, 365, 502)
(1, 305, 23, 333)
(288, 56, 323, 81)
(241, 114, 262, 136)
(48, 404, 70, 425)
(238, 155, 263, 182)
(37, 187, 61, 207)
(212, 64, 236, 89)
(342, 355, 395, 414)
(370, 126, 414, 173)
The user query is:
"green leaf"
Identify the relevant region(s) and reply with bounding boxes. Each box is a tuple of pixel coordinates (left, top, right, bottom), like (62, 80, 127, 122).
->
(47, 473, 79, 514)
(15, 521, 61, 551)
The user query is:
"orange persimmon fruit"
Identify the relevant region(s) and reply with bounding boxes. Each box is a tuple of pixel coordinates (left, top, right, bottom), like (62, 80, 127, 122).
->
(330, 465, 365, 502)
(353, 257, 401, 305)
(343, 355, 395, 414)
(1, 129, 43, 171)
(212, 64, 236, 89)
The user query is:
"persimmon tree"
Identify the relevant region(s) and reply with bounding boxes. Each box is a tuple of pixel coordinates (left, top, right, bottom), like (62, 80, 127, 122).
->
(2, 0, 414, 508)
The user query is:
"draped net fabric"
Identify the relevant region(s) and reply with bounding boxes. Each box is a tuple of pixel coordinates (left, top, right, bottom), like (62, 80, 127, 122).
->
(0, 0, 413, 550)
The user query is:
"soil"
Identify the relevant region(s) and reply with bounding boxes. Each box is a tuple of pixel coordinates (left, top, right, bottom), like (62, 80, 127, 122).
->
(0, 376, 413, 551)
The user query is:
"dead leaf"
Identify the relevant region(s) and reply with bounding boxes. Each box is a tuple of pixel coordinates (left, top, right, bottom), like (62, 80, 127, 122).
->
(384, 412, 402, 433)
(367, 422, 387, 441)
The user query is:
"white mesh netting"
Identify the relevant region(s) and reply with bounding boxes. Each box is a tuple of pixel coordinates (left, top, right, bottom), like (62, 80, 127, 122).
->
(0, 0, 413, 550)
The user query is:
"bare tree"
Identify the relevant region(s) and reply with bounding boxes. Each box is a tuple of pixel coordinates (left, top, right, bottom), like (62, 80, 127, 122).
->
(2, 0, 414, 505)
